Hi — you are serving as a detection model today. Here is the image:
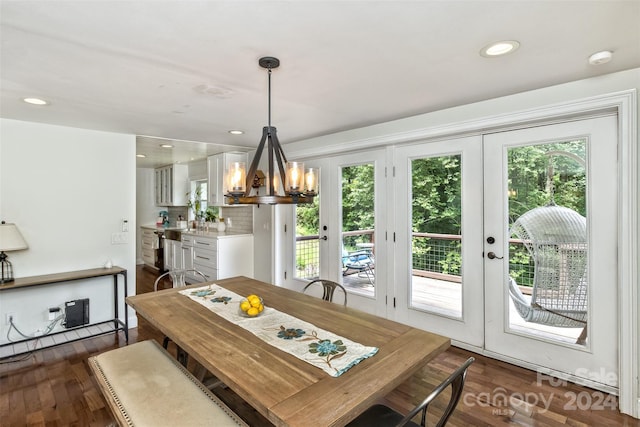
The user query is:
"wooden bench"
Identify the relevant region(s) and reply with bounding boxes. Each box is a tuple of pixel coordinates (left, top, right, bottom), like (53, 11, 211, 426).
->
(88, 340, 248, 427)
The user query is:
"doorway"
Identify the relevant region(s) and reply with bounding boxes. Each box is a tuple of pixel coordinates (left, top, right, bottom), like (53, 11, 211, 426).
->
(483, 115, 618, 391)
(393, 115, 618, 392)
(290, 151, 388, 315)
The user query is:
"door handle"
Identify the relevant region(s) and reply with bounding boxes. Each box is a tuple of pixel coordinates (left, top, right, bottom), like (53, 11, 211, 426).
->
(321, 236, 328, 241)
(487, 252, 504, 259)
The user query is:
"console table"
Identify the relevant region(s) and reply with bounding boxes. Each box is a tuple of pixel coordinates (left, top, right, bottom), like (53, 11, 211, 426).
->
(0, 266, 128, 358)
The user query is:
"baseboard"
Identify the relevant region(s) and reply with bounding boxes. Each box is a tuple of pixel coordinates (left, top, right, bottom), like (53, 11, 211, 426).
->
(451, 340, 618, 395)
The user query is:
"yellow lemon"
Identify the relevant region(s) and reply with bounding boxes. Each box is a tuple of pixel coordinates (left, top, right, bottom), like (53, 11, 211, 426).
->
(247, 307, 259, 317)
(246, 294, 258, 301)
(249, 296, 262, 308)
(257, 303, 264, 312)
(240, 300, 251, 312)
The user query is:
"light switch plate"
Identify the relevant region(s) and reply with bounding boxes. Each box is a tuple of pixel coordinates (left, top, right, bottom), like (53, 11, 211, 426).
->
(111, 232, 128, 244)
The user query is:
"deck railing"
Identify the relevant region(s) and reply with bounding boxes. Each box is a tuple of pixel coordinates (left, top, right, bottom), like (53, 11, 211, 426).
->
(295, 230, 533, 284)
(295, 230, 374, 280)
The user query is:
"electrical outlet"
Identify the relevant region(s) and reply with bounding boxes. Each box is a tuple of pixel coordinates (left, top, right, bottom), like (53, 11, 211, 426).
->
(5, 313, 15, 325)
(111, 232, 129, 244)
(48, 307, 61, 321)
(48, 307, 60, 320)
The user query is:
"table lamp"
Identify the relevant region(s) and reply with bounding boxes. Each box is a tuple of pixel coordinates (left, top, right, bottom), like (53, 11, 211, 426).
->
(0, 221, 29, 283)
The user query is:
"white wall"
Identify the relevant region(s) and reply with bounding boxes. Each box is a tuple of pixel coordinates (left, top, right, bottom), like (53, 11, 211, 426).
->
(286, 68, 640, 158)
(0, 119, 137, 343)
(252, 204, 276, 284)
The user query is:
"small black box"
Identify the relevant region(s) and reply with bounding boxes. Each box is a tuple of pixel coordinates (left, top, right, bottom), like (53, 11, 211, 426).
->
(65, 298, 89, 328)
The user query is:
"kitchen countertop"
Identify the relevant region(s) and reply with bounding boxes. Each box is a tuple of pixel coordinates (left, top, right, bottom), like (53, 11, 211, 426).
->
(141, 224, 252, 238)
(141, 225, 184, 232)
(182, 229, 252, 238)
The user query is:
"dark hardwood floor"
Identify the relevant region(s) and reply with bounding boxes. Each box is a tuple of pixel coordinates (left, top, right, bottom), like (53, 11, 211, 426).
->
(0, 265, 637, 426)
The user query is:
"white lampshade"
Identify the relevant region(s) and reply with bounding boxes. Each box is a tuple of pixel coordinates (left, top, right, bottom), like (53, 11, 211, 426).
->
(0, 223, 28, 251)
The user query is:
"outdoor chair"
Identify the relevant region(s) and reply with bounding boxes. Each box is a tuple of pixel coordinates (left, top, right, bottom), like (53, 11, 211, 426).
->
(303, 279, 347, 306)
(347, 357, 474, 426)
(342, 249, 375, 284)
(508, 204, 588, 343)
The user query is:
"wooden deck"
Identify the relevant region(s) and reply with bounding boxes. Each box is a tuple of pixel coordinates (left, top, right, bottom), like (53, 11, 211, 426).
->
(343, 272, 584, 344)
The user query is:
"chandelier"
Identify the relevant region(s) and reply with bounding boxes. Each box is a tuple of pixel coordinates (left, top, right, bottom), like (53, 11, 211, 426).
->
(225, 57, 318, 205)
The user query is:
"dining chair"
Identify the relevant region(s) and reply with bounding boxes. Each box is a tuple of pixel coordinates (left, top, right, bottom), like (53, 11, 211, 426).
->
(153, 268, 208, 366)
(303, 279, 348, 306)
(153, 268, 208, 291)
(346, 357, 475, 427)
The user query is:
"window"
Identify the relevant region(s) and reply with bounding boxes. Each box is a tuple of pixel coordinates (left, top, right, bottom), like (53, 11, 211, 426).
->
(188, 179, 208, 220)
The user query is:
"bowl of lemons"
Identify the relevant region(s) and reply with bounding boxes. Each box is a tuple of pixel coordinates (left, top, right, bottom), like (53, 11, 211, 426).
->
(238, 294, 265, 318)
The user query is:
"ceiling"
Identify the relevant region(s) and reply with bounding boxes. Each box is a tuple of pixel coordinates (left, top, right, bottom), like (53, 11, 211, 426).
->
(1, 1, 639, 168)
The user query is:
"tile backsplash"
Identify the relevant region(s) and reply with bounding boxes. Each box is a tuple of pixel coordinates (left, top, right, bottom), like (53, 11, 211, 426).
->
(166, 206, 188, 225)
(163, 205, 253, 233)
(220, 206, 253, 233)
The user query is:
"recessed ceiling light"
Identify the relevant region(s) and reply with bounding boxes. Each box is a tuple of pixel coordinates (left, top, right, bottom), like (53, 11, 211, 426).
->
(136, 154, 147, 158)
(228, 130, 244, 135)
(588, 50, 613, 65)
(480, 40, 520, 57)
(160, 144, 174, 148)
(23, 97, 49, 105)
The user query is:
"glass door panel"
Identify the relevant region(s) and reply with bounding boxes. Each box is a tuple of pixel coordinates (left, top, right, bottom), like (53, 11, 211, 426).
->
(410, 154, 462, 318)
(341, 163, 375, 296)
(506, 140, 588, 344)
(295, 196, 320, 280)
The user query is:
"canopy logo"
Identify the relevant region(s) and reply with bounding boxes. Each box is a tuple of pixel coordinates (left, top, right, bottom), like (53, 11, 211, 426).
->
(462, 367, 618, 418)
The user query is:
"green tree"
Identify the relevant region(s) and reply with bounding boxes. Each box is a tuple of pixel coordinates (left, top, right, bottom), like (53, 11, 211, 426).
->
(412, 155, 461, 235)
(342, 164, 374, 233)
(295, 139, 587, 280)
(411, 155, 462, 274)
(296, 197, 319, 236)
(508, 140, 586, 221)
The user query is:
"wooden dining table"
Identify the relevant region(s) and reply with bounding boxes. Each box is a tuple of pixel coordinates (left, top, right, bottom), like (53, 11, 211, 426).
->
(126, 276, 450, 427)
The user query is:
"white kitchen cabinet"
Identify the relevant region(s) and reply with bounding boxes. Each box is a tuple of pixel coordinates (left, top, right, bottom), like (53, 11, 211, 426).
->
(207, 152, 247, 206)
(181, 234, 194, 274)
(182, 232, 253, 282)
(141, 227, 158, 269)
(164, 238, 183, 272)
(155, 164, 188, 206)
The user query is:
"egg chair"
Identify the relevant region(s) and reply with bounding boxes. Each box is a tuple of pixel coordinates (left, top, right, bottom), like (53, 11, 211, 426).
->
(508, 204, 588, 329)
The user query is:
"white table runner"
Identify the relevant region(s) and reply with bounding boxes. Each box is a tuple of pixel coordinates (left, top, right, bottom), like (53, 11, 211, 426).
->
(179, 284, 378, 377)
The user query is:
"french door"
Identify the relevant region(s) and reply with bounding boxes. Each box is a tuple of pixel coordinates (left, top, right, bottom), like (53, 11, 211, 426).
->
(289, 151, 387, 315)
(290, 116, 619, 392)
(394, 136, 484, 346)
(393, 116, 618, 391)
(483, 116, 618, 391)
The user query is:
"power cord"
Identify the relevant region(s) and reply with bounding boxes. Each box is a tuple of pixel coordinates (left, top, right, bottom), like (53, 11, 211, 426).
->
(1, 308, 66, 363)
(6, 311, 65, 341)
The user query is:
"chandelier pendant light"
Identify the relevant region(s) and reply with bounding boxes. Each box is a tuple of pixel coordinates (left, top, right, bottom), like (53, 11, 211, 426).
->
(226, 57, 318, 205)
